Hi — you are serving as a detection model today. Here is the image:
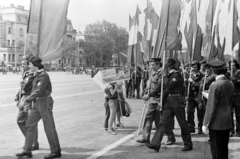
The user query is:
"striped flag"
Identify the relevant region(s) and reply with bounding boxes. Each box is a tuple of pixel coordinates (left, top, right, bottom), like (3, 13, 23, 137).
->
(127, 6, 141, 66)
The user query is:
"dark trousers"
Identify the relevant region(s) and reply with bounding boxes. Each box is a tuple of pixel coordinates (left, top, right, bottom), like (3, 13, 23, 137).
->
(230, 94, 240, 135)
(125, 80, 132, 98)
(187, 95, 205, 131)
(132, 82, 140, 98)
(103, 105, 110, 129)
(209, 129, 230, 159)
(151, 96, 192, 147)
(17, 109, 38, 146)
(142, 103, 175, 142)
(25, 97, 61, 153)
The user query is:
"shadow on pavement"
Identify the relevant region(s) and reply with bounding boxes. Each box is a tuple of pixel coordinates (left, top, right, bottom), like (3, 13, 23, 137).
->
(62, 146, 94, 153)
(97, 141, 212, 159)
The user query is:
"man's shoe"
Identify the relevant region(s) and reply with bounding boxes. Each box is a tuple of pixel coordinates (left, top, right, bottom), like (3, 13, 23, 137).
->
(136, 138, 150, 144)
(190, 129, 195, 134)
(44, 152, 62, 159)
(198, 129, 203, 134)
(237, 134, 240, 137)
(31, 144, 39, 151)
(16, 151, 32, 158)
(165, 140, 176, 145)
(181, 146, 193, 151)
(146, 143, 160, 152)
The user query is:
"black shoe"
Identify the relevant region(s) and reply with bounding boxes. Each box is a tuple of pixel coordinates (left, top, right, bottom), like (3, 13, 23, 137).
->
(165, 140, 176, 145)
(198, 129, 203, 134)
(181, 146, 193, 151)
(190, 129, 195, 134)
(16, 151, 32, 158)
(237, 134, 240, 137)
(207, 139, 210, 143)
(230, 133, 234, 137)
(44, 152, 62, 159)
(31, 144, 39, 151)
(146, 143, 160, 152)
(136, 138, 150, 144)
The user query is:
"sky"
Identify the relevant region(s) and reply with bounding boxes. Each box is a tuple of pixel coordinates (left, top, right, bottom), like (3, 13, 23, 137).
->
(0, 0, 238, 55)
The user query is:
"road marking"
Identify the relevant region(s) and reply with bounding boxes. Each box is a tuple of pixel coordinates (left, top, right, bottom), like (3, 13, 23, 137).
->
(86, 131, 137, 159)
(0, 82, 95, 91)
(0, 90, 102, 108)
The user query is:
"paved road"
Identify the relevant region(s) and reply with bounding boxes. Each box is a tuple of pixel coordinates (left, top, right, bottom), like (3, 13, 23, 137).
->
(0, 72, 239, 159)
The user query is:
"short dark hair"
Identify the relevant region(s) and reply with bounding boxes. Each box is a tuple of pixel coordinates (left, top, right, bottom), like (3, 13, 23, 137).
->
(213, 67, 226, 75)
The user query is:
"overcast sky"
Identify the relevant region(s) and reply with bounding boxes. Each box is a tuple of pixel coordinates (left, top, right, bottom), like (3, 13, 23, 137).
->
(0, 0, 237, 55)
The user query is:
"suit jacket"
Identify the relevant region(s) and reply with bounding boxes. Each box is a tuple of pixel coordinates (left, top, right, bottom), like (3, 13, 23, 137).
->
(203, 75, 235, 130)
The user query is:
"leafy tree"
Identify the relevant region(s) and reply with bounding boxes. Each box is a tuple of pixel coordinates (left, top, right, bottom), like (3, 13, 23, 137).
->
(84, 20, 128, 67)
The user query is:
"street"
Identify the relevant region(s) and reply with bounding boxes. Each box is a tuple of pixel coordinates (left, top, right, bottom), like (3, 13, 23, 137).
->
(0, 72, 239, 159)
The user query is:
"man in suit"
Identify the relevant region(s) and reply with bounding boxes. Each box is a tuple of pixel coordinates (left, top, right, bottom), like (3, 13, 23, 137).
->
(202, 59, 235, 159)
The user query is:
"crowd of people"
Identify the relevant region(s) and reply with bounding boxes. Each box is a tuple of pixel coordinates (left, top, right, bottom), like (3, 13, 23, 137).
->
(131, 57, 239, 159)
(13, 53, 240, 159)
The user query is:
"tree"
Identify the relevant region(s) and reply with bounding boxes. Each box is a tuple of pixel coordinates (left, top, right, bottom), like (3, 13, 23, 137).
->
(84, 20, 128, 67)
(61, 39, 77, 68)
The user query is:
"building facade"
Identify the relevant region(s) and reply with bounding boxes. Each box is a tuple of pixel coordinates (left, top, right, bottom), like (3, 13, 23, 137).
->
(0, 4, 28, 67)
(0, 4, 77, 70)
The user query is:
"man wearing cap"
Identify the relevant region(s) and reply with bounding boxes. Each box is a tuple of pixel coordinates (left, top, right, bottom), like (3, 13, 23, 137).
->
(15, 56, 39, 151)
(187, 61, 204, 134)
(202, 59, 234, 159)
(136, 58, 175, 145)
(198, 64, 215, 111)
(16, 57, 61, 159)
(146, 58, 192, 152)
(228, 60, 240, 137)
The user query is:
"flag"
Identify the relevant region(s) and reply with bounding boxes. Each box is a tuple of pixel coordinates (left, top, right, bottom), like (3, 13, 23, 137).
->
(127, 5, 141, 66)
(127, 15, 134, 65)
(135, 32, 144, 65)
(232, 0, 240, 49)
(202, 0, 217, 57)
(152, 0, 181, 58)
(184, 22, 193, 61)
(209, 0, 226, 61)
(193, 26, 204, 61)
(28, 0, 70, 61)
(143, 0, 159, 61)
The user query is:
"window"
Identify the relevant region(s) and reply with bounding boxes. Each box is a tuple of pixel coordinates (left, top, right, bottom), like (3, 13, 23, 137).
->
(12, 54, 15, 62)
(3, 54, 6, 61)
(8, 54, 11, 62)
(68, 58, 70, 64)
(12, 40, 15, 46)
(7, 40, 10, 47)
(8, 27, 11, 34)
(0, 15, 2, 20)
(19, 28, 23, 36)
(0, 24, 6, 36)
(59, 60, 61, 64)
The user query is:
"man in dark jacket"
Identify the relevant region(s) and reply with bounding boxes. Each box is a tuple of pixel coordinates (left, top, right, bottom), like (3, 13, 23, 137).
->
(16, 57, 61, 159)
(202, 59, 235, 159)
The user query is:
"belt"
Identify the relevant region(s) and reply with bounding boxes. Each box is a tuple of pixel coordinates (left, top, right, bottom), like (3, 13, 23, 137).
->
(36, 95, 51, 100)
(168, 94, 182, 97)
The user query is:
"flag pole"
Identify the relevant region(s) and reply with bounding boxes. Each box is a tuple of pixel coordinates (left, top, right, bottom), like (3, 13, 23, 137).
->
(36, 0, 43, 58)
(160, 0, 170, 109)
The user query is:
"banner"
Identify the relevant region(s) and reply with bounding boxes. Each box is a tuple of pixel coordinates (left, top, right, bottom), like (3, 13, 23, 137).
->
(27, 0, 69, 61)
(101, 68, 130, 84)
